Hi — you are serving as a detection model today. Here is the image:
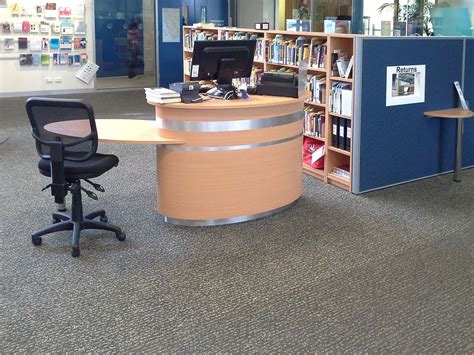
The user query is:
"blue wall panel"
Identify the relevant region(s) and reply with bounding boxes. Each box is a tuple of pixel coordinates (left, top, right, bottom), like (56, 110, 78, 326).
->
(358, 38, 465, 192)
(157, 0, 183, 87)
(463, 39, 474, 167)
(157, 0, 228, 87)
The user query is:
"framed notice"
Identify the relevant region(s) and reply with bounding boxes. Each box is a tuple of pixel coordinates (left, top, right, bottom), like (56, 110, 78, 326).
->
(386, 65, 426, 107)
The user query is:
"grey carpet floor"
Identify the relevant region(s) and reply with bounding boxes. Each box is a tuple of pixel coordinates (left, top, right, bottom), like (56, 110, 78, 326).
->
(1, 91, 473, 352)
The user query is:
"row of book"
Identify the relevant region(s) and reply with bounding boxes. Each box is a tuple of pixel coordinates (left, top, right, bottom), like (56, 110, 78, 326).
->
(332, 117, 351, 152)
(332, 164, 350, 179)
(2, 36, 87, 51)
(265, 36, 328, 69)
(184, 57, 192, 76)
(307, 75, 326, 104)
(304, 109, 325, 139)
(329, 83, 352, 116)
(266, 35, 309, 66)
(183, 30, 218, 50)
(221, 31, 259, 41)
(19, 52, 87, 66)
(309, 39, 327, 69)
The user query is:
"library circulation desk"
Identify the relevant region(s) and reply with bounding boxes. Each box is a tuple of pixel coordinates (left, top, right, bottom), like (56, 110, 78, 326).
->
(45, 95, 307, 226)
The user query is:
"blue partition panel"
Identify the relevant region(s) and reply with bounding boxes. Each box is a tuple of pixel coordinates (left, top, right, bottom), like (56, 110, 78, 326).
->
(157, 0, 228, 87)
(157, 0, 183, 87)
(463, 39, 474, 167)
(358, 38, 465, 192)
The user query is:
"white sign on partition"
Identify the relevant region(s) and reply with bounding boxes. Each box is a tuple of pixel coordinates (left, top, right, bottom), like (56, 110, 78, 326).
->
(386, 65, 426, 106)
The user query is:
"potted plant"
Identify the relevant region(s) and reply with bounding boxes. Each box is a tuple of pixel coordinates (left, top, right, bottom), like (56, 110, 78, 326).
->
(378, 0, 434, 36)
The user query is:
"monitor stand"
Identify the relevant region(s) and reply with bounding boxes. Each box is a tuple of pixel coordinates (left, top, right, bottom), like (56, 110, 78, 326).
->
(205, 58, 239, 100)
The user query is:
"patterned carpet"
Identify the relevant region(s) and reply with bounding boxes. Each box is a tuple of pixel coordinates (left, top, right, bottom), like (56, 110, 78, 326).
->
(1, 91, 472, 352)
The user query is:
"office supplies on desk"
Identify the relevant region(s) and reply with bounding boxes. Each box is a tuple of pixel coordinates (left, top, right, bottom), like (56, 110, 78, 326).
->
(169, 81, 202, 103)
(145, 87, 181, 104)
(256, 72, 299, 98)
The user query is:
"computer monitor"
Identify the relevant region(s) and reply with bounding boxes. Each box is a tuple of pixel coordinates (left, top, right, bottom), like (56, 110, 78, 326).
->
(190, 40, 256, 90)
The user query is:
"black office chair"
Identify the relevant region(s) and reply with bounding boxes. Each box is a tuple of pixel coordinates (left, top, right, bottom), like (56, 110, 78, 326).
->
(26, 97, 126, 257)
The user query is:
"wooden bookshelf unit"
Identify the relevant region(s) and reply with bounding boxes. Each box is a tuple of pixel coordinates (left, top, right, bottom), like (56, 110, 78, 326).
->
(182, 26, 357, 192)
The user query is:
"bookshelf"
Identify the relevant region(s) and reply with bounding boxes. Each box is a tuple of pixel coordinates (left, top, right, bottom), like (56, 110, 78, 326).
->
(182, 26, 357, 192)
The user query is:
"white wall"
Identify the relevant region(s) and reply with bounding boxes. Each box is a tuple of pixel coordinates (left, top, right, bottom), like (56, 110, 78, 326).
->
(237, 0, 275, 29)
(0, 0, 95, 96)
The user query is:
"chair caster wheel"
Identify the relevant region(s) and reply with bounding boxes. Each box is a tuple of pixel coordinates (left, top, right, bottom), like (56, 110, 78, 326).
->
(71, 247, 80, 257)
(116, 232, 126, 242)
(99, 216, 108, 223)
(32, 235, 42, 246)
(53, 217, 61, 224)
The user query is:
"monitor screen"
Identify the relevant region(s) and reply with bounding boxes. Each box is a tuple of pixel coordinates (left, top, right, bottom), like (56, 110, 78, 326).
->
(190, 40, 256, 86)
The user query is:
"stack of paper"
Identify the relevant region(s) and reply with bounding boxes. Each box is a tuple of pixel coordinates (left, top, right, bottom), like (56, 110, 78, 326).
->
(145, 87, 181, 104)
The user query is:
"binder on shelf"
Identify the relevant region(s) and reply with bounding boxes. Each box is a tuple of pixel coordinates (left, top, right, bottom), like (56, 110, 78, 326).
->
(332, 117, 339, 148)
(340, 85, 352, 117)
(338, 118, 346, 150)
(345, 120, 352, 152)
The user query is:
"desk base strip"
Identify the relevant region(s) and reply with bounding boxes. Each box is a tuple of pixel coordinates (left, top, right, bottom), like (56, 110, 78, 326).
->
(162, 199, 300, 226)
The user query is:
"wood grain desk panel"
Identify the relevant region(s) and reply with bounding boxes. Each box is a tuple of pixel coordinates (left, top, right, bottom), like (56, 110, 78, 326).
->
(45, 95, 307, 226)
(149, 95, 308, 225)
(424, 108, 473, 119)
(157, 139, 302, 221)
(44, 119, 185, 145)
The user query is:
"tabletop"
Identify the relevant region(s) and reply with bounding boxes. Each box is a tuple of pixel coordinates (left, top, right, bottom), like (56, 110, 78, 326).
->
(424, 108, 474, 119)
(44, 119, 185, 145)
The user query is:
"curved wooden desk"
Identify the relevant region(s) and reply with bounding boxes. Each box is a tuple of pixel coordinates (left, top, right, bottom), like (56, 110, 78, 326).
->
(45, 95, 307, 226)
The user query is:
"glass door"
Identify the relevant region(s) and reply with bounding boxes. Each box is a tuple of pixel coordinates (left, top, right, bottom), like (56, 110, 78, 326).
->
(94, 0, 156, 89)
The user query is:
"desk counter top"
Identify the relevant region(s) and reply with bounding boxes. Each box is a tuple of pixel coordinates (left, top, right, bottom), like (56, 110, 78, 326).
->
(44, 119, 185, 145)
(147, 93, 310, 110)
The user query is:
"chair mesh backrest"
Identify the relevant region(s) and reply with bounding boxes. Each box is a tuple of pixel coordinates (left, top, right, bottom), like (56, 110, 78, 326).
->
(26, 97, 97, 159)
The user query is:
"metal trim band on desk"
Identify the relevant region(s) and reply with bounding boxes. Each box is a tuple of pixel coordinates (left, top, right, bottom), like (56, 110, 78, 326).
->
(155, 112, 303, 132)
(160, 132, 303, 152)
(163, 200, 299, 226)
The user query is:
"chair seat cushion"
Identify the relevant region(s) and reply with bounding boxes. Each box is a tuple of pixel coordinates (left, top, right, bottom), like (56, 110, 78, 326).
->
(39, 153, 119, 180)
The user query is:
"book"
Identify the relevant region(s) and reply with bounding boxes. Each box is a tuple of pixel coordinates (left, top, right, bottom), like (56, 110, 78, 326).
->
(50, 37, 60, 49)
(29, 22, 38, 33)
(344, 56, 354, 79)
(75, 61, 99, 84)
(146, 97, 182, 104)
(32, 54, 40, 66)
(44, 3, 57, 18)
(144, 87, 180, 99)
(4, 38, 15, 50)
(332, 164, 350, 178)
(40, 21, 50, 33)
(61, 20, 74, 35)
(42, 37, 49, 50)
(2, 22, 11, 34)
(30, 38, 42, 51)
(18, 37, 28, 49)
(59, 7, 72, 18)
(19, 54, 27, 66)
(41, 54, 50, 65)
(74, 20, 86, 34)
(60, 35, 72, 50)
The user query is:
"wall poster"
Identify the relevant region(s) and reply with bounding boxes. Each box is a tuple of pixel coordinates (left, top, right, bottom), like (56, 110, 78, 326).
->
(386, 64, 426, 107)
